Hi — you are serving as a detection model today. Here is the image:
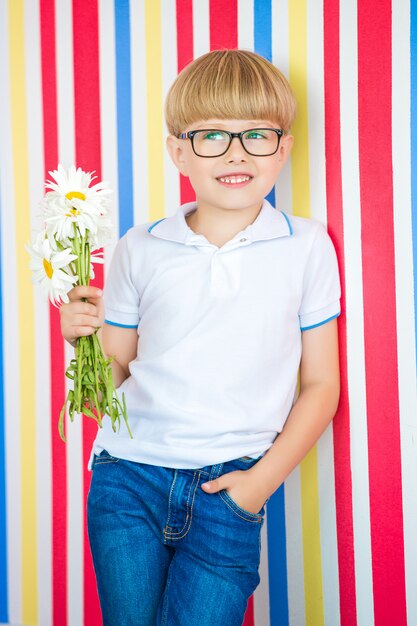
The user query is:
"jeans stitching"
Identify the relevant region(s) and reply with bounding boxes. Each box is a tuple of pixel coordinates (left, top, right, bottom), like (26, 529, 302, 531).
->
(210, 463, 223, 481)
(93, 458, 120, 465)
(217, 460, 263, 523)
(164, 470, 178, 534)
(165, 471, 200, 540)
(218, 490, 262, 523)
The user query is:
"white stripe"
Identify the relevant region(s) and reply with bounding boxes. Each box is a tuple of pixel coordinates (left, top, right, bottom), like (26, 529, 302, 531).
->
(0, 1, 22, 621)
(306, 4, 340, 623)
(161, 0, 180, 217)
(238, 0, 254, 50)
(284, 466, 306, 626)
(99, 0, 119, 267)
(339, 3, 374, 624)
(24, 0, 52, 623)
(255, 513, 270, 626)
(56, 0, 75, 170)
(130, 0, 149, 225)
(56, 3, 84, 623)
(192, 0, 210, 59)
(317, 426, 340, 626)
(271, 0, 292, 214)
(392, 3, 417, 625)
(306, 0, 327, 226)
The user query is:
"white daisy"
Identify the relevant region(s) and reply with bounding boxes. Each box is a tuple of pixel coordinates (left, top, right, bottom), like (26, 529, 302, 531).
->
(26, 232, 78, 306)
(43, 164, 112, 244)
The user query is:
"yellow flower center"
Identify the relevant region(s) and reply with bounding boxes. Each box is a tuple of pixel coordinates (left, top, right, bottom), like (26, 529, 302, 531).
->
(43, 258, 53, 278)
(65, 208, 81, 217)
(66, 190, 86, 201)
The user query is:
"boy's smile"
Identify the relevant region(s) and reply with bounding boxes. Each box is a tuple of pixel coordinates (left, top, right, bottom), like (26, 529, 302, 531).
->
(216, 172, 253, 188)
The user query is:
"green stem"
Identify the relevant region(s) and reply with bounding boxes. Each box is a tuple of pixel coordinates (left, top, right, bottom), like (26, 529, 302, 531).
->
(58, 223, 132, 441)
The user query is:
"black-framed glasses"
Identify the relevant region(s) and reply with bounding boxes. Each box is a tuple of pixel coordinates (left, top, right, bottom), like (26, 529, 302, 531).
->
(178, 128, 284, 157)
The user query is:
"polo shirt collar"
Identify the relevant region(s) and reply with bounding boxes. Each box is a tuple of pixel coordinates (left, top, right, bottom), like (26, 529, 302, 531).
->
(147, 199, 292, 245)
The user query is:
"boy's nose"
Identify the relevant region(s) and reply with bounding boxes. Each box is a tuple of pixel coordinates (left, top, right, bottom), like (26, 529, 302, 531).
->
(224, 137, 248, 161)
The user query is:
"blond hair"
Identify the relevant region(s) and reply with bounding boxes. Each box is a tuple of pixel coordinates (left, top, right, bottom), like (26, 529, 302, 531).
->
(165, 49, 296, 137)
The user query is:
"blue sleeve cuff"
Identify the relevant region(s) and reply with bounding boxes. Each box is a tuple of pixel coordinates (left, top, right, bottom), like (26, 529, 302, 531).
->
(104, 319, 138, 329)
(300, 311, 340, 331)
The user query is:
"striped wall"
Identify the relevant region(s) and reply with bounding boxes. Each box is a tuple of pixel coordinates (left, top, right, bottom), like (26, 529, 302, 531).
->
(0, 1, 416, 625)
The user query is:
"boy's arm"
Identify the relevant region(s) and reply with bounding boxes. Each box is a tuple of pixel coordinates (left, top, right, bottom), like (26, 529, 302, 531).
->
(100, 323, 138, 388)
(201, 319, 340, 512)
(249, 318, 340, 498)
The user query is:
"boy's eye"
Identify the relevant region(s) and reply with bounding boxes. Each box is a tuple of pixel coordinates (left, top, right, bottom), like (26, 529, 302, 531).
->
(244, 130, 268, 140)
(200, 131, 227, 141)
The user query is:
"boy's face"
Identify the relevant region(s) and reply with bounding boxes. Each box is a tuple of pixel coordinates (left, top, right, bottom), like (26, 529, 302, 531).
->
(167, 119, 293, 215)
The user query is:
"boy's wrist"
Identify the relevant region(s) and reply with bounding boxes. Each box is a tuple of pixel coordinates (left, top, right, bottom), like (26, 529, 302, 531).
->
(246, 463, 279, 502)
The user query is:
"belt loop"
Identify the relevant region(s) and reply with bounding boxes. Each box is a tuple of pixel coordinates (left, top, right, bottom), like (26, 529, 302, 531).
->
(209, 463, 223, 481)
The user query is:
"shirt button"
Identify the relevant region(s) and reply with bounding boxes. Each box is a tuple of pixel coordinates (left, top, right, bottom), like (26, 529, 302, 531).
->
(239, 237, 247, 243)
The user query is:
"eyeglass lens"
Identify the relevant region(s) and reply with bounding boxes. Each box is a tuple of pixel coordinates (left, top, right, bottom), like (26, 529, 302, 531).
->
(192, 129, 280, 157)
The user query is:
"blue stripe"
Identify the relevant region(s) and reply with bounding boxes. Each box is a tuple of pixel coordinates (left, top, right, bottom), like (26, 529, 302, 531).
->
(0, 174, 8, 622)
(115, 0, 134, 237)
(411, 0, 417, 363)
(254, 2, 289, 623)
(104, 319, 138, 329)
(254, 0, 276, 210)
(254, 0, 272, 61)
(266, 485, 289, 625)
(300, 312, 341, 332)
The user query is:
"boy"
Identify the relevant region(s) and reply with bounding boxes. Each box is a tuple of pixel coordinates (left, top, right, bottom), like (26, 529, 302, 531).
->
(61, 49, 340, 626)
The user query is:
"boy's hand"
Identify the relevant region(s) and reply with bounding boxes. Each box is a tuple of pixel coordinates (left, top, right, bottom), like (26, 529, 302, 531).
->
(201, 469, 268, 515)
(60, 286, 104, 347)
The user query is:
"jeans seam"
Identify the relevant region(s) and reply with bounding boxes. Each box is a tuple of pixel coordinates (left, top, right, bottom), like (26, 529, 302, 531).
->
(160, 555, 174, 626)
(210, 463, 223, 481)
(218, 491, 262, 523)
(165, 470, 178, 533)
(164, 471, 200, 540)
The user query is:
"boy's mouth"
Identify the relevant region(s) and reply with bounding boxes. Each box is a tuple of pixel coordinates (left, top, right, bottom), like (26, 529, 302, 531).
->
(216, 174, 253, 187)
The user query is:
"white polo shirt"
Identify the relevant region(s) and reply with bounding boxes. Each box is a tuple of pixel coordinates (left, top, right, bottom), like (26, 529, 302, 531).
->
(88, 199, 341, 469)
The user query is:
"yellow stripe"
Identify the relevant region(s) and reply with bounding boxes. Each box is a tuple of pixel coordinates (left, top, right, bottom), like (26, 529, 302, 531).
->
(8, 1, 37, 622)
(289, 1, 324, 625)
(145, 0, 165, 220)
(289, 0, 310, 219)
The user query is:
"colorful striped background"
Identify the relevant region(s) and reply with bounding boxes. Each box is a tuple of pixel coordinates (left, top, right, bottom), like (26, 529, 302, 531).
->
(0, 1, 416, 625)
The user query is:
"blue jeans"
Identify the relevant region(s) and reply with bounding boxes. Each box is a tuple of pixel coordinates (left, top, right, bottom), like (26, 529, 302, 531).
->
(87, 450, 267, 626)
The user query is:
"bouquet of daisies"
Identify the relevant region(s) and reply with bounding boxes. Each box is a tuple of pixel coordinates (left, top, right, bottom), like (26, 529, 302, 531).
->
(27, 164, 132, 441)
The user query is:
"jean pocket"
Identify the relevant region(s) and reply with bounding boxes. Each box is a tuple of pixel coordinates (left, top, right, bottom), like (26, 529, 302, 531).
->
(93, 449, 120, 467)
(218, 489, 264, 524)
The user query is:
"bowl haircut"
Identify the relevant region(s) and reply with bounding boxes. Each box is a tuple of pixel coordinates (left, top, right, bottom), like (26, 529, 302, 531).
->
(164, 49, 297, 137)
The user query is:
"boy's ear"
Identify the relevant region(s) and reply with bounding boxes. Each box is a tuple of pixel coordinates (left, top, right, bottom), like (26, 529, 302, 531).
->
(166, 135, 189, 176)
(278, 133, 294, 162)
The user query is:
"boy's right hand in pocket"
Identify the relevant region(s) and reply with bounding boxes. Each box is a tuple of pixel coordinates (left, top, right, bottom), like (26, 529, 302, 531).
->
(60, 286, 104, 347)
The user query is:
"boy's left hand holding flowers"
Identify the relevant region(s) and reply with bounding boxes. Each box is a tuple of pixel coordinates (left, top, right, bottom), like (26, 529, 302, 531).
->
(60, 285, 104, 348)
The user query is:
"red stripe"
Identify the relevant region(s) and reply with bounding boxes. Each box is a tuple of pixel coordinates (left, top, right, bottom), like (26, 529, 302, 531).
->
(323, 3, 357, 625)
(357, 2, 407, 624)
(176, 0, 193, 71)
(176, 0, 195, 204)
(72, 1, 103, 624)
(39, 3, 67, 625)
(242, 595, 254, 626)
(209, 0, 237, 50)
